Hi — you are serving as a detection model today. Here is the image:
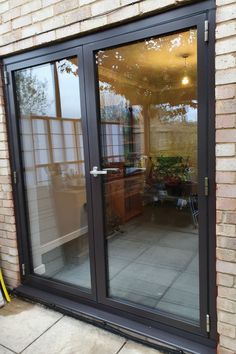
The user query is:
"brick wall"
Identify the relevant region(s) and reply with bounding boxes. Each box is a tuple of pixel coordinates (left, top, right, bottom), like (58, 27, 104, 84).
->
(215, 1, 236, 353)
(0, 0, 189, 55)
(0, 0, 236, 353)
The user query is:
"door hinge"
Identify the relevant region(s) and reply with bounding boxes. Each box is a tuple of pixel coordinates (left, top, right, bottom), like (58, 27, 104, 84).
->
(3, 70, 9, 85)
(204, 20, 209, 43)
(13, 171, 17, 185)
(22, 263, 25, 276)
(204, 176, 209, 196)
(206, 314, 210, 333)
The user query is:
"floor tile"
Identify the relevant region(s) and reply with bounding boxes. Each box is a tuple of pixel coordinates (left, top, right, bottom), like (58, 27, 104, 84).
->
(110, 262, 179, 302)
(108, 256, 132, 279)
(158, 231, 198, 251)
(119, 226, 166, 244)
(22, 315, 126, 354)
(108, 238, 150, 260)
(156, 300, 199, 323)
(185, 255, 199, 273)
(109, 288, 159, 308)
(158, 287, 199, 309)
(0, 298, 63, 353)
(53, 259, 91, 289)
(170, 271, 199, 294)
(136, 245, 194, 270)
(119, 340, 163, 354)
(112, 261, 179, 287)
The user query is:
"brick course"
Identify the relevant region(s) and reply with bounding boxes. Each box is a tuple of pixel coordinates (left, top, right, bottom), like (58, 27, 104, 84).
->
(0, 0, 235, 353)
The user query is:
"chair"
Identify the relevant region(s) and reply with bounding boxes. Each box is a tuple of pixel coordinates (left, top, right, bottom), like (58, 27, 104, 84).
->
(189, 194, 199, 228)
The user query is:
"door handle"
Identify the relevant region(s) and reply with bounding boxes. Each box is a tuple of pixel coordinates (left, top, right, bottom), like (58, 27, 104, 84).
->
(102, 168, 120, 172)
(90, 166, 120, 177)
(90, 166, 107, 177)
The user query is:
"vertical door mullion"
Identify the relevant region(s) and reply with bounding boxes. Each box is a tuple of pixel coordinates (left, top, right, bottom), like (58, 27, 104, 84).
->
(78, 46, 98, 300)
(6, 70, 32, 279)
(196, 16, 210, 336)
(207, 6, 217, 340)
(83, 44, 108, 303)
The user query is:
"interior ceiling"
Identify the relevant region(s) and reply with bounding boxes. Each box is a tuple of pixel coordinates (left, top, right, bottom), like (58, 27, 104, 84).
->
(98, 29, 197, 106)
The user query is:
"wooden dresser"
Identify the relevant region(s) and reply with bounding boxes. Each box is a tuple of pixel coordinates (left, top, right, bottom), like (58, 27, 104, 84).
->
(105, 172, 144, 224)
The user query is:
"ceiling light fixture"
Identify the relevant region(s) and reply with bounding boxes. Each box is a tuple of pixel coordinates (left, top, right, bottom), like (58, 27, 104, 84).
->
(182, 76, 189, 85)
(181, 54, 190, 86)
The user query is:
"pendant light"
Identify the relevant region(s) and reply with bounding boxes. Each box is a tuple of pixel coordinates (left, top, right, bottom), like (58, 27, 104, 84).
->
(181, 54, 190, 86)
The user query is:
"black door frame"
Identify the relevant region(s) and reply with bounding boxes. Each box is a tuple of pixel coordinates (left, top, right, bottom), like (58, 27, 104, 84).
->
(84, 12, 210, 338)
(2, 0, 216, 349)
(4, 47, 98, 302)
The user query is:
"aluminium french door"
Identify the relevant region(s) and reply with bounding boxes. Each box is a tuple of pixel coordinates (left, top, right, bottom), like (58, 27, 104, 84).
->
(9, 48, 98, 301)
(5, 7, 215, 343)
(83, 14, 210, 337)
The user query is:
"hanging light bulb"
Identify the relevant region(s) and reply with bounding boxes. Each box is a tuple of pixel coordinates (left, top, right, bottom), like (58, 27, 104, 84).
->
(181, 54, 190, 86)
(182, 76, 189, 85)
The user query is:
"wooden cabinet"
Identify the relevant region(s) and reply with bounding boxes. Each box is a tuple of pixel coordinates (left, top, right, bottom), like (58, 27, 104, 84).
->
(105, 173, 144, 224)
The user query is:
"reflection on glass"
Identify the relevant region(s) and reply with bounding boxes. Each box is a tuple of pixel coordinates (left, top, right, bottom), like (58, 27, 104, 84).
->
(97, 29, 199, 323)
(15, 57, 91, 290)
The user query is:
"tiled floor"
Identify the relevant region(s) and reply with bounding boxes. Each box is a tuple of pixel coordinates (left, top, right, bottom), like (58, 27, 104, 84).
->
(107, 213, 199, 322)
(0, 298, 163, 354)
(48, 204, 200, 323)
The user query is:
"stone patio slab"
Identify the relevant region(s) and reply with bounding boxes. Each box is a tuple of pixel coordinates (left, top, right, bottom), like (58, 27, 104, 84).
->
(0, 298, 63, 353)
(0, 345, 14, 354)
(119, 341, 163, 354)
(22, 315, 126, 354)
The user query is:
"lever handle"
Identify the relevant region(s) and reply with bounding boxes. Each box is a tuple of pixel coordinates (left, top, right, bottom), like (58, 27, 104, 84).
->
(90, 166, 107, 177)
(102, 168, 120, 172)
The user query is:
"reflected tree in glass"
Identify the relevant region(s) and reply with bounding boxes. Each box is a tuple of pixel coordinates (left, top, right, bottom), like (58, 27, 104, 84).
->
(15, 70, 49, 116)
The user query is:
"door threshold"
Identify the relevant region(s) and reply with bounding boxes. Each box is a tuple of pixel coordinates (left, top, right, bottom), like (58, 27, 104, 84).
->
(14, 285, 216, 354)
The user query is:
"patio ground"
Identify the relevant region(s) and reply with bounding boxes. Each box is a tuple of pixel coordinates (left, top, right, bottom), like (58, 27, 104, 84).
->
(0, 297, 164, 354)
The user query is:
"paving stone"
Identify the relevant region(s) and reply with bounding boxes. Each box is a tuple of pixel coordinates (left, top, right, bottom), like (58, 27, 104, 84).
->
(119, 340, 163, 354)
(22, 315, 126, 354)
(0, 345, 14, 354)
(0, 298, 63, 353)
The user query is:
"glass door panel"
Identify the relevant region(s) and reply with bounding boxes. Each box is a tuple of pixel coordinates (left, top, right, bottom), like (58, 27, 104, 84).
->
(15, 57, 92, 291)
(96, 29, 200, 323)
